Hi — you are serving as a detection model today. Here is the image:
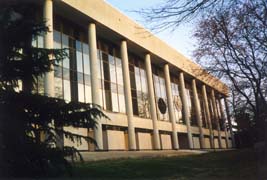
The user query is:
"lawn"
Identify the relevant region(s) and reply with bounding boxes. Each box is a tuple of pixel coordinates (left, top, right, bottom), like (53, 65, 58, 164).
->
(72, 149, 257, 179)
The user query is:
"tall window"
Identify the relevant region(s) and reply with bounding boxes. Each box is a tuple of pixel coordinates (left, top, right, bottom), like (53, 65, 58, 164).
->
(33, 18, 92, 104)
(153, 67, 169, 121)
(32, 35, 44, 95)
(97, 40, 125, 113)
(208, 97, 217, 130)
(53, 30, 71, 101)
(216, 99, 224, 130)
(76, 40, 92, 103)
(185, 82, 198, 126)
(198, 92, 208, 128)
(170, 76, 184, 124)
(129, 55, 150, 118)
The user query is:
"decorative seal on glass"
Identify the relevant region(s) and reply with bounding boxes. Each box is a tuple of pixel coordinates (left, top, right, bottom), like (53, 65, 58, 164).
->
(158, 98, 167, 114)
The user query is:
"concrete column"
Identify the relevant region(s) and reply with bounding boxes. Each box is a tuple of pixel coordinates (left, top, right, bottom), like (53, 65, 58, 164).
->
(202, 85, 214, 148)
(121, 41, 136, 150)
(218, 98, 229, 148)
(211, 89, 222, 148)
(192, 79, 205, 149)
(224, 97, 236, 148)
(179, 72, 193, 149)
(43, 0, 54, 97)
(164, 64, 179, 150)
(145, 54, 160, 150)
(88, 23, 103, 150)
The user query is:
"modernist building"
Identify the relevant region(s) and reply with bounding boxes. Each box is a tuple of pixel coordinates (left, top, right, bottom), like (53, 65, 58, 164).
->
(21, 0, 235, 151)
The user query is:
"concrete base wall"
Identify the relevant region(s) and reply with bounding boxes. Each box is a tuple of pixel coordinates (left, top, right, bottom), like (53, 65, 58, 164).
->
(214, 138, 219, 148)
(193, 136, 200, 149)
(104, 130, 126, 150)
(204, 137, 211, 148)
(64, 127, 88, 150)
(136, 132, 153, 150)
(221, 138, 227, 149)
(160, 134, 172, 149)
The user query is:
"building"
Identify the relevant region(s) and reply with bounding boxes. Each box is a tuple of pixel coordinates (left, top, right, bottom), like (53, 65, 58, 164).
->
(19, 0, 235, 151)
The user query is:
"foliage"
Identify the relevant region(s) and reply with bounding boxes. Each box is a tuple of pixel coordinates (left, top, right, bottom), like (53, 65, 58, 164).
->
(138, 0, 267, 144)
(136, 0, 237, 32)
(0, 3, 106, 177)
(193, 1, 267, 142)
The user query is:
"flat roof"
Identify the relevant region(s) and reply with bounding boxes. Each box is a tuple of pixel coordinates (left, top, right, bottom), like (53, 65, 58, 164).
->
(58, 0, 228, 96)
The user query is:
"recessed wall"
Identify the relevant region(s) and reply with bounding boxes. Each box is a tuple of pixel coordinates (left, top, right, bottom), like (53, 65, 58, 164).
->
(64, 127, 88, 150)
(136, 132, 153, 150)
(160, 134, 172, 149)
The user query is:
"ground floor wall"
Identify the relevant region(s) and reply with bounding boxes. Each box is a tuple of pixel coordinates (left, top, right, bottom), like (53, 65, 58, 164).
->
(63, 112, 233, 151)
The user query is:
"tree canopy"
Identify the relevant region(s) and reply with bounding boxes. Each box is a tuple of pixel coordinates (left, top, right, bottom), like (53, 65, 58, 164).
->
(0, 3, 106, 177)
(139, 0, 267, 177)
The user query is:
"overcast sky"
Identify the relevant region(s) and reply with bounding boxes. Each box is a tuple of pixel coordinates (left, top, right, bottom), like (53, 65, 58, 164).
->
(105, 0, 196, 60)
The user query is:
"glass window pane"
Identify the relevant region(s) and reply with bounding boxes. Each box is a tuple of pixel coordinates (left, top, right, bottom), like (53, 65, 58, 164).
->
(119, 94, 125, 113)
(76, 51, 83, 72)
(132, 98, 139, 116)
(135, 67, 141, 91)
(84, 74, 91, 86)
(118, 85, 125, 113)
(76, 40, 82, 51)
(63, 51, 70, 69)
(110, 83, 118, 112)
(37, 35, 44, 48)
(103, 61, 110, 81)
(83, 43, 89, 54)
(102, 52, 108, 62)
(140, 69, 148, 93)
(83, 54, 90, 75)
(32, 37, 37, 47)
(77, 72, 84, 84)
(130, 72, 136, 89)
(116, 58, 123, 86)
(63, 80, 71, 102)
(108, 55, 115, 65)
(55, 77, 63, 99)
(85, 85, 92, 103)
(38, 76, 45, 95)
(109, 63, 116, 83)
(153, 75, 160, 97)
(63, 68, 70, 80)
(78, 83, 85, 102)
(54, 65, 62, 78)
(62, 34, 69, 48)
(54, 31, 61, 48)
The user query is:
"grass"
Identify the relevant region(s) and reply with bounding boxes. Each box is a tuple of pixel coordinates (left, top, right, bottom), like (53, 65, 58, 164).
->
(71, 149, 257, 179)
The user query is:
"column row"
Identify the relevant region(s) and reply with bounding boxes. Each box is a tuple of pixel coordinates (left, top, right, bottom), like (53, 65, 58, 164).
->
(43, 0, 234, 151)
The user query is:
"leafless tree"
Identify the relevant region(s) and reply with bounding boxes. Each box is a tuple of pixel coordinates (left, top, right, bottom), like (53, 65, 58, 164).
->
(193, 2, 267, 176)
(139, 0, 267, 177)
(136, 0, 238, 32)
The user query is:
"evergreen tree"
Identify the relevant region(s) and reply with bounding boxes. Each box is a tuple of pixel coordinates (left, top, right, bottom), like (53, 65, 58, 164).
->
(0, 3, 106, 177)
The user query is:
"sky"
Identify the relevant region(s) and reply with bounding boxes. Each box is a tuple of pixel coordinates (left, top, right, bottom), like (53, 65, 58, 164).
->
(105, 0, 197, 60)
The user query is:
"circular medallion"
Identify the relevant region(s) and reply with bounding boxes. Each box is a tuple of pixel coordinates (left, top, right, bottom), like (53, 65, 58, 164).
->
(158, 98, 167, 114)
